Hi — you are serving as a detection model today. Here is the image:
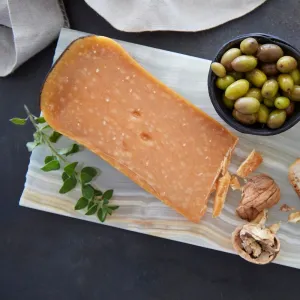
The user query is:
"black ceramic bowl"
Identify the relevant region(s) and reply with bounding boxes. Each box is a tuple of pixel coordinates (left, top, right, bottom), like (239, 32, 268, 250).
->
(208, 33, 300, 136)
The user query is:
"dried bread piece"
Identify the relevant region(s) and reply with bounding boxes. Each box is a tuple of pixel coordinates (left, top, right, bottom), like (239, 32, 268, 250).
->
(213, 172, 231, 217)
(40, 36, 238, 223)
(230, 175, 241, 191)
(288, 158, 300, 197)
(236, 150, 263, 178)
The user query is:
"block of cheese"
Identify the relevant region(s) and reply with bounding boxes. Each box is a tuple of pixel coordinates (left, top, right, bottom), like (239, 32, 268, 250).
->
(40, 36, 238, 222)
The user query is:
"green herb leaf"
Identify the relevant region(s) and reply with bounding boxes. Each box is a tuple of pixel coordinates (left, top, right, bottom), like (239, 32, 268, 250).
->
(10, 118, 27, 125)
(44, 156, 56, 164)
(62, 172, 69, 182)
(33, 131, 43, 144)
(26, 141, 39, 152)
(64, 162, 78, 176)
(82, 167, 98, 178)
(103, 205, 119, 216)
(58, 144, 80, 156)
(49, 131, 62, 143)
(85, 203, 98, 215)
(74, 197, 88, 210)
(35, 116, 46, 124)
(80, 167, 97, 184)
(103, 189, 114, 201)
(103, 198, 109, 205)
(97, 207, 108, 222)
(82, 184, 94, 200)
(59, 176, 77, 194)
(88, 200, 95, 209)
(107, 205, 119, 211)
(94, 189, 103, 196)
(41, 125, 51, 130)
(41, 160, 60, 172)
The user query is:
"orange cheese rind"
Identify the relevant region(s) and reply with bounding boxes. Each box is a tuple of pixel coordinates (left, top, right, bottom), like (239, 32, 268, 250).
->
(236, 150, 263, 178)
(230, 175, 241, 191)
(213, 171, 231, 218)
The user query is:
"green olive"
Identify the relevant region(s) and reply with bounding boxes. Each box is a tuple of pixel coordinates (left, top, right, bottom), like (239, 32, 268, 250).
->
(245, 68, 267, 88)
(211, 62, 226, 77)
(220, 48, 242, 71)
(227, 71, 244, 80)
(289, 85, 300, 101)
(223, 94, 235, 109)
(257, 104, 270, 123)
(234, 97, 261, 114)
(278, 74, 294, 92)
(264, 98, 275, 108)
(286, 101, 295, 117)
(216, 75, 235, 90)
(225, 79, 250, 100)
(267, 109, 287, 129)
(277, 56, 298, 73)
(261, 63, 279, 76)
(290, 69, 300, 85)
(240, 38, 259, 55)
(245, 88, 263, 102)
(233, 109, 257, 125)
(261, 79, 279, 99)
(231, 55, 258, 72)
(256, 44, 284, 63)
(274, 96, 290, 109)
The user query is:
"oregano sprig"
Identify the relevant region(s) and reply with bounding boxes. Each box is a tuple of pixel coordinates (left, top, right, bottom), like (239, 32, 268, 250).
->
(10, 105, 118, 222)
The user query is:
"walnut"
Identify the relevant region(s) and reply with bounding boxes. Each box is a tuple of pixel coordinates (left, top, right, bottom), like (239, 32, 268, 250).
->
(251, 209, 268, 224)
(232, 221, 281, 265)
(280, 204, 295, 212)
(236, 174, 280, 221)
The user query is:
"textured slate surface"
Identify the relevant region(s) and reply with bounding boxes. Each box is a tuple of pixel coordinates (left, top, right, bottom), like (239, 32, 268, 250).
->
(1, 0, 300, 299)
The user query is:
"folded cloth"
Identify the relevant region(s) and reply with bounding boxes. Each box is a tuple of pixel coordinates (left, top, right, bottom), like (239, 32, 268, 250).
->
(85, 0, 266, 32)
(0, 0, 68, 77)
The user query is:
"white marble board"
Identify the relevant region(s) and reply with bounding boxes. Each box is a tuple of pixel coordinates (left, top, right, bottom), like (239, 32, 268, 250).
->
(20, 28, 300, 269)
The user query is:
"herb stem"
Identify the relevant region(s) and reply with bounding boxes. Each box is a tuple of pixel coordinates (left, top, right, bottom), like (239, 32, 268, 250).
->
(24, 105, 39, 131)
(43, 137, 68, 163)
(24, 105, 67, 163)
(74, 171, 82, 186)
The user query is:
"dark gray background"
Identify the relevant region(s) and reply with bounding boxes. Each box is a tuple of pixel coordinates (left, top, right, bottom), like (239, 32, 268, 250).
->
(1, 0, 300, 299)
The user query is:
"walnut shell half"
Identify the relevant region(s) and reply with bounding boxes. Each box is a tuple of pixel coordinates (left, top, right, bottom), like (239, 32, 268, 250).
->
(232, 223, 280, 265)
(236, 174, 280, 221)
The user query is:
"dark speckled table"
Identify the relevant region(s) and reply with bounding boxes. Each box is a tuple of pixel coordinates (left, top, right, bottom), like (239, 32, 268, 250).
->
(1, 0, 300, 299)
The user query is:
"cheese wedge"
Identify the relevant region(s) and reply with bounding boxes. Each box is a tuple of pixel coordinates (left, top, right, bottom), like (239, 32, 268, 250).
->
(40, 36, 238, 222)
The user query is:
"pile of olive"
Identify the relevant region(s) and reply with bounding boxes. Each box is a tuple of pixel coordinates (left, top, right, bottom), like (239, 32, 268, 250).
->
(211, 37, 299, 129)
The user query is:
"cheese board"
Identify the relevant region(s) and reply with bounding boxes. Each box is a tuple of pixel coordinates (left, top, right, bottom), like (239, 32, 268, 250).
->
(20, 28, 300, 269)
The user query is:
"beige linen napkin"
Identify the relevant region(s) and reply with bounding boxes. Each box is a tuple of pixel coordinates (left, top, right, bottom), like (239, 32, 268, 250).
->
(0, 0, 68, 77)
(85, 0, 267, 32)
